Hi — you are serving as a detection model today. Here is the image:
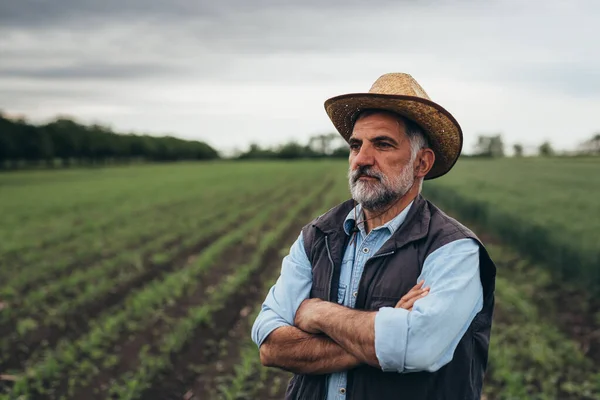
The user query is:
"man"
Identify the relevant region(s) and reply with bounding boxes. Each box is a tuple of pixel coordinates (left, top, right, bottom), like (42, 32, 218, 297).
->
(251, 73, 496, 400)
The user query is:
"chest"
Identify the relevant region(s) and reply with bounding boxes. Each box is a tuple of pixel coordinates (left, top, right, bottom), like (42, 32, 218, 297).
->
(309, 233, 423, 310)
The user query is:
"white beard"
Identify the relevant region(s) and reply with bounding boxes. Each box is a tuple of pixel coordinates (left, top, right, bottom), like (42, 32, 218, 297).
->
(348, 162, 415, 212)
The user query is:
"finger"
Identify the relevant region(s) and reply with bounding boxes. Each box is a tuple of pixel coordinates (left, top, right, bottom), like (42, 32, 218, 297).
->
(394, 289, 429, 309)
(403, 281, 424, 296)
(401, 290, 429, 310)
(400, 286, 429, 303)
(396, 284, 428, 308)
(400, 283, 425, 301)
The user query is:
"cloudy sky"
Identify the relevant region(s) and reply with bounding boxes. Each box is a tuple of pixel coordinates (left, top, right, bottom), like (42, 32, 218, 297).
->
(1, 0, 599, 155)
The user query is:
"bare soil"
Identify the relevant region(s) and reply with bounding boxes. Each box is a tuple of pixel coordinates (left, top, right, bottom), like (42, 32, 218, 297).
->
(0, 212, 254, 377)
(137, 192, 327, 400)
(68, 187, 322, 400)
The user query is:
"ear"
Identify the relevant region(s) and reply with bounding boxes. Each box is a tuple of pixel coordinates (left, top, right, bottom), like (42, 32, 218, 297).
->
(414, 148, 435, 178)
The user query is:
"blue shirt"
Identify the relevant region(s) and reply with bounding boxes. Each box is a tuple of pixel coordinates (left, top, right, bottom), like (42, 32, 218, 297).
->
(251, 201, 483, 400)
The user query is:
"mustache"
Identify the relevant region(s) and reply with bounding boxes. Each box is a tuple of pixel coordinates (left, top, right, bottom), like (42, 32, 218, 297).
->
(349, 166, 385, 184)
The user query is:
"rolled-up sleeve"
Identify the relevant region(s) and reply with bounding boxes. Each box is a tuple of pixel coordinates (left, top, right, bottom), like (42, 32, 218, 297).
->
(251, 232, 313, 347)
(374, 238, 483, 373)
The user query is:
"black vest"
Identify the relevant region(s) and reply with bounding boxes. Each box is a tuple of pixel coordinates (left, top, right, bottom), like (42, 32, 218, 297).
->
(285, 195, 496, 400)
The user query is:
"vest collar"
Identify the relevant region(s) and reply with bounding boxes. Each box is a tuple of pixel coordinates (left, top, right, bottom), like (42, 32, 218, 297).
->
(312, 194, 431, 253)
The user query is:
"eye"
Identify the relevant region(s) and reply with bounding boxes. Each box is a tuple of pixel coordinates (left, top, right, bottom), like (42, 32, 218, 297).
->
(376, 142, 392, 148)
(349, 143, 360, 151)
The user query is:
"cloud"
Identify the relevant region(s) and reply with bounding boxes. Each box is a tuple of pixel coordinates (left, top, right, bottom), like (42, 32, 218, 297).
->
(0, 0, 415, 29)
(0, 62, 178, 80)
(1, 0, 599, 154)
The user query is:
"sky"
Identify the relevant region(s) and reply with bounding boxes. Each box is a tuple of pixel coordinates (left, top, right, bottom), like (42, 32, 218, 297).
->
(1, 0, 599, 155)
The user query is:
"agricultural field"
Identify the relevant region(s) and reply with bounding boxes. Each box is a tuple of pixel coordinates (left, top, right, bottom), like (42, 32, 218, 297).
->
(0, 158, 598, 399)
(424, 157, 600, 292)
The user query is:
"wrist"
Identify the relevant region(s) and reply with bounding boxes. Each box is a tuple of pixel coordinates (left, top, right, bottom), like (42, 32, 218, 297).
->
(313, 301, 337, 332)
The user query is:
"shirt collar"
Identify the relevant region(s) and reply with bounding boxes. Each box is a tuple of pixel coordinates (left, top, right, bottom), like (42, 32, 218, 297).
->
(343, 200, 414, 236)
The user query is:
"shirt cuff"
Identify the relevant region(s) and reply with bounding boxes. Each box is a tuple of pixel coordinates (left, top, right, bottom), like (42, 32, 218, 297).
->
(251, 309, 290, 347)
(374, 307, 410, 372)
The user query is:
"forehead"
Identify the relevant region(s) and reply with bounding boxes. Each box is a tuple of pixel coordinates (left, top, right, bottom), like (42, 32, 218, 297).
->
(350, 112, 407, 141)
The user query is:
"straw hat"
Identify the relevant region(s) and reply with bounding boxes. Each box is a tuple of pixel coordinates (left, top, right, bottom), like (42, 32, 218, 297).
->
(324, 73, 463, 179)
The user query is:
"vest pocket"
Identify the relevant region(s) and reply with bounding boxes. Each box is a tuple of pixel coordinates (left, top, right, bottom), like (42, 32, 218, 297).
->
(369, 297, 400, 310)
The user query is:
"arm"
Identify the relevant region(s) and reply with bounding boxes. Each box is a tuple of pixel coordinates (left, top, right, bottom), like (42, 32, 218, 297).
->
(375, 238, 483, 372)
(260, 326, 361, 374)
(251, 232, 360, 374)
(293, 281, 431, 368)
(296, 300, 381, 367)
(295, 238, 483, 372)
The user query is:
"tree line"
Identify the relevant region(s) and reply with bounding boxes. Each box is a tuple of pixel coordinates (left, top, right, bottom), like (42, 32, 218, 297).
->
(0, 112, 219, 169)
(471, 133, 600, 158)
(238, 132, 600, 161)
(3, 110, 598, 170)
(236, 133, 349, 160)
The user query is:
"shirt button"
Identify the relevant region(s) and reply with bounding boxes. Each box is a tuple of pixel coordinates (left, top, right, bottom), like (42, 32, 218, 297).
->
(339, 388, 346, 394)
(352, 291, 357, 298)
(362, 247, 369, 254)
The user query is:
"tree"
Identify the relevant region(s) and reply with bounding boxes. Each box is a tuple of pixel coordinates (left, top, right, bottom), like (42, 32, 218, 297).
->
(308, 133, 345, 156)
(44, 118, 84, 166)
(578, 133, 600, 155)
(474, 134, 504, 157)
(278, 142, 308, 159)
(513, 144, 524, 157)
(331, 145, 350, 158)
(0, 114, 219, 169)
(538, 141, 554, 156)
(0, 116, 18, 168)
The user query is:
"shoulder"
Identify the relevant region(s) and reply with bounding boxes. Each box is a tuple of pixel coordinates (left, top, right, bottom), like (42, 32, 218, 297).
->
(425, 198, 481, 244)
(301, 199, 355, 256)
(418, 198, 485, 262)
(301, 199, 355, 233)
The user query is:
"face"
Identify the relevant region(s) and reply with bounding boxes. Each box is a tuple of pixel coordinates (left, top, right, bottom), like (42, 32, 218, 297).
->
(347, 112, 419, 211)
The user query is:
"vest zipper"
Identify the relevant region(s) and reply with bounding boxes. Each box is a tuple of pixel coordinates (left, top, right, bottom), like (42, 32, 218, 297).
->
(325, 235, 335, 302)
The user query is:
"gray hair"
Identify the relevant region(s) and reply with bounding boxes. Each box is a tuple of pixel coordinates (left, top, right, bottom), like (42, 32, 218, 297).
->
(354, 109, 430, 192)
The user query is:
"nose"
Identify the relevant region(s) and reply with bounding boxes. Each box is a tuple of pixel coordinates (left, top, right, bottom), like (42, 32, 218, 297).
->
(350, 143, 375, 170)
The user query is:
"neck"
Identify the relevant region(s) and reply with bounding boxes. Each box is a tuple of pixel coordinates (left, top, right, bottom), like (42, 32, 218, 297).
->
(362, 185, 419, 234)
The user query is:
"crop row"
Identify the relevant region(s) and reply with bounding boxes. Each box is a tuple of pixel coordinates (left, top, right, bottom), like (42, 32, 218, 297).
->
(0, 162, 302, 260)
(0, 184, 303, 374)
(482, 245, 600, 400)
(194, 181, 350, 400)
(423, 158, 600, 292)
(3, 181, 298, 324)
(2, 182, 318, 398)
(3, 194, 213, 271)
(104, 178, 327, 399)
(2, 193, 199, 267)
(424, 183, 600, 293)
(216, 282, 282, 400)
(0, 169, 201, 255)
(0, 173, 295, 289)
(1, 189, 243, 300)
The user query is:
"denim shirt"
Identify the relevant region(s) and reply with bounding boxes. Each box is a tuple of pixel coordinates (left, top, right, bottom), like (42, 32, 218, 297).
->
(252, 202, 483, 400)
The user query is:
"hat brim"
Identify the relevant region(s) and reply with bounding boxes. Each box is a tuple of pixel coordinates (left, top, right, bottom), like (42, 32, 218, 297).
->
(324, 93, 463, 180)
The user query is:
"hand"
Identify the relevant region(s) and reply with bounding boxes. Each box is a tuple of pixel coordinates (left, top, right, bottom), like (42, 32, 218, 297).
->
(294, 298, 325, 334)
(395, 280, 430, 311)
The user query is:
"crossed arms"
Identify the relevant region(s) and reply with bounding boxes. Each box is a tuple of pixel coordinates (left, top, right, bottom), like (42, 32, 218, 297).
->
(259, 283, 428, 374)
(251, 233, 483, 375)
